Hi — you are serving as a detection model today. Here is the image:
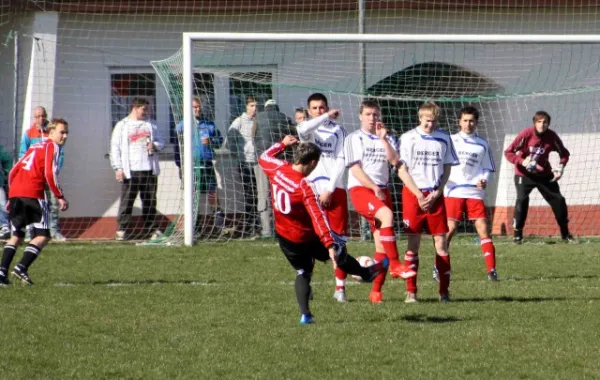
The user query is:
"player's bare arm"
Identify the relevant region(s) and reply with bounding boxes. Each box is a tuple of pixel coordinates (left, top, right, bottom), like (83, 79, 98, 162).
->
(376, 122, 399, 165)
(282, 135, 299, 146)
(115, 169, 124, 182)
(397, 163, 426, 208)
(422, 163, 452, 211)
(58, 198, 69, 212)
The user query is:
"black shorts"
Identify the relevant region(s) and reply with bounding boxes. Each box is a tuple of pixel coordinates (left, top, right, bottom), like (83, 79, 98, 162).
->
(277, 234, 330, 274)
(8, 197, 51, 238)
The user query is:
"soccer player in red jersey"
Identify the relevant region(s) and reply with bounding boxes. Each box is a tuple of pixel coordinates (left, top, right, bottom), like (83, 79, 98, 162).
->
(397, 102, 459, 303)
(258, 135, 388, 324)
(504, 111, 573, 244)
(0, 119, 70, 286)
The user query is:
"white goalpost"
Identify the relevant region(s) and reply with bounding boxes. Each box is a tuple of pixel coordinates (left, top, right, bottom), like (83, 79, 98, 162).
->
(175, 32, 600, 246)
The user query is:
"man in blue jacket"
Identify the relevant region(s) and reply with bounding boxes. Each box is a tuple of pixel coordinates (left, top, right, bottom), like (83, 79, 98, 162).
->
(175, 97, 224, 234)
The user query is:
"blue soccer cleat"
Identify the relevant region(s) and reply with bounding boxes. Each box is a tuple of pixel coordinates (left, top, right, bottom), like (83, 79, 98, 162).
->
(300, 313, 315, 325)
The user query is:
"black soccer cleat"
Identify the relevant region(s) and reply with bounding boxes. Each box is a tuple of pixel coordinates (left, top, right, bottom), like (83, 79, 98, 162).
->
(0, 269, 9, 287)
(561, 234, 577, 244)
(12, 265, 33, 286)
(362, 258, 389, 283)
(513, 230, 523, 245)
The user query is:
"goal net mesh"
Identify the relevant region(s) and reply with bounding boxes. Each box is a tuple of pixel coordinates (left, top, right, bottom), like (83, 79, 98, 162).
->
(151, 39, 600, 245)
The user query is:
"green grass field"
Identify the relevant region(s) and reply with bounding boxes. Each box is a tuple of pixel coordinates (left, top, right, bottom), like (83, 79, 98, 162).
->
(1, 237, 599, 379)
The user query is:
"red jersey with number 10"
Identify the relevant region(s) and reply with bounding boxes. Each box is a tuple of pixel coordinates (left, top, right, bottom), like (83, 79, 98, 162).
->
(258, 142, 339, 248)
(9, 139, 64, 200)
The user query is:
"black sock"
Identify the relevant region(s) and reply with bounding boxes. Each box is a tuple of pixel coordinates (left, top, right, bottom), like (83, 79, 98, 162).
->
(559, 224, 570, 238)
(336, 247, 367, 278)
(18, 244, 41, 270)
(295, 273, 311, 315)
(1, 245, 17, 272)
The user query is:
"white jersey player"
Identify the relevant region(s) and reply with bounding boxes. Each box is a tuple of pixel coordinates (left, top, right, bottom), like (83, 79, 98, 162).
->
(443, 106, 498, 281)
(296, 93, 349, 303)
(397, 101, 459, 304)
(345, 99, 416, 305)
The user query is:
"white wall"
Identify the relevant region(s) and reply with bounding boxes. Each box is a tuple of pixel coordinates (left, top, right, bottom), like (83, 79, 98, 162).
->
(7, 9, 599, 219)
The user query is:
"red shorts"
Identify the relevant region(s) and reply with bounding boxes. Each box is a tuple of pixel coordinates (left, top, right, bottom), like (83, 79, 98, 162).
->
(402, 187, 448, 235)
(349, 186, 392, 232)
(322, 188, 349, 236)
(444, 197, 487, 221)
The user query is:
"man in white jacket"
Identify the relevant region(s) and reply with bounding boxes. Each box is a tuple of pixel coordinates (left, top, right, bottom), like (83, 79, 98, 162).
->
(110, 98, 164, 241)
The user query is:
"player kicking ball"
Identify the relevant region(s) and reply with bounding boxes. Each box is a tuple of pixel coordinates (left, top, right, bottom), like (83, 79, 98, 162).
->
(0, 118, 70, 286)
(397, 102, 459, 303)
(258, 135, 388, 324)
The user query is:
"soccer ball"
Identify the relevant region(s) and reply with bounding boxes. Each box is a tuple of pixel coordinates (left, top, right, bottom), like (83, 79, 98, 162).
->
(351, 256, 375, 281)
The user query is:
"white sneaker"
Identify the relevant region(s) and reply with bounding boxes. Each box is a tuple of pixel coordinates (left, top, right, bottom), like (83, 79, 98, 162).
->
(332, 289, 348, 303)
(405, 292, 418, 304)
(115, 230, 126, 241)
(0, 226, 10, 239)
(150, 230, 163, 240)
(52, 232, 67, 242)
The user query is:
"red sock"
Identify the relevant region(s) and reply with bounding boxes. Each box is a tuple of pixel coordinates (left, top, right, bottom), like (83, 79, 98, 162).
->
(480, 238, 496, 272)
(435, 251, 451, 296)
(371, 252, 387, 292)
(404, 251, 419, 294)
(334, 267, 347, 290)
(380, 226, 399, 261)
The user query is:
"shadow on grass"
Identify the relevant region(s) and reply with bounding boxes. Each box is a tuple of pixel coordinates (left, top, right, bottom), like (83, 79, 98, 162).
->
(451, 296, 572, 303)
(507, 274, 600, 281)
(55, 279, 214, 286)
(400, 314, 463, 324)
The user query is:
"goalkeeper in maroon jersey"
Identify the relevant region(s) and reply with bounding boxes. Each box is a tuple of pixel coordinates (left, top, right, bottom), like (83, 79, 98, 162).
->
(258, 135, 388, 324)
(504, 111, 574, 244)
(0, 119, 70, 286)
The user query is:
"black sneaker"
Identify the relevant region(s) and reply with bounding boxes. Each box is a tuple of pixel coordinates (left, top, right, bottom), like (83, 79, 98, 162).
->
(0, 269, 9, 287)
(488, 269, 498, 281)
(12, 266, 33, 286)
(561, 234, 577, 244)
(362, 258, 389, 283)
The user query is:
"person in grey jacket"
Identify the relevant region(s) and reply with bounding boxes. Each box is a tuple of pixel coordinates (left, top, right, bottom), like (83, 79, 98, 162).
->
(227, 95, 260, 237)
(110, 98, 164, 241)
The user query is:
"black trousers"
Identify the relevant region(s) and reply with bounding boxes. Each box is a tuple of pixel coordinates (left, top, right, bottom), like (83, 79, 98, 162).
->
(117, 171, 158, 233)
(513, 174, 569, 236)
(238, 162, 259, 234)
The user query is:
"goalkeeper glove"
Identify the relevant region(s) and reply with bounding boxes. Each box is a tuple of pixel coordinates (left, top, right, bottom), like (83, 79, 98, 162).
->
(521, 156, 538, 173)
(550, 164, 565, 182)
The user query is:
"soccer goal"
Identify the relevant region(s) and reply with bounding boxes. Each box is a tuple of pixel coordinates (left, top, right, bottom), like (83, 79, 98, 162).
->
(152, 32, 600, 246)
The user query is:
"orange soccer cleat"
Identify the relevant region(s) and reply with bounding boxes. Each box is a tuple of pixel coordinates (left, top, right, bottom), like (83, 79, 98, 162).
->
(389, 260, 417, 280)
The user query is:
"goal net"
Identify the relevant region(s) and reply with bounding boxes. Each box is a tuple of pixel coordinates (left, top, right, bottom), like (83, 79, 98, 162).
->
(152, 33, 600, 246)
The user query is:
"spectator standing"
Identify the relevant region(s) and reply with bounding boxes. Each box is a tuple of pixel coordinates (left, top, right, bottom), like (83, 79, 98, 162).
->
(175, 96, 224, 235)
(227, 95, 260, 238)
(110, 98, 164, 241)
(0, 143, 12, 239)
